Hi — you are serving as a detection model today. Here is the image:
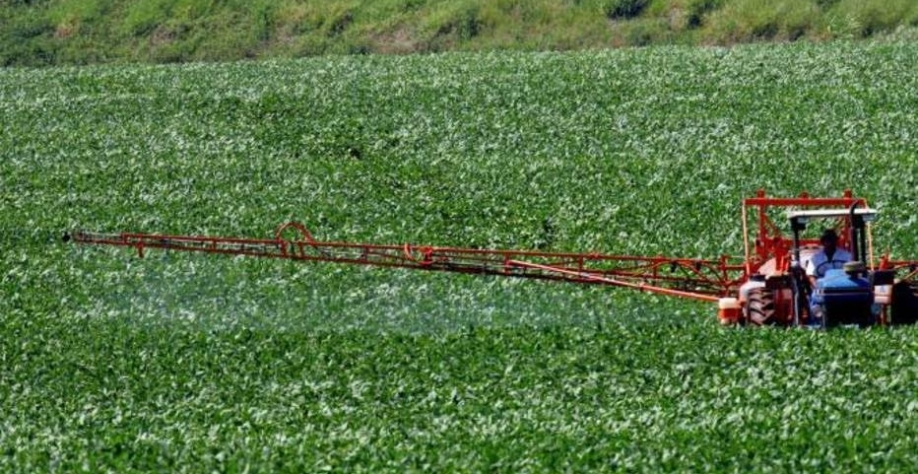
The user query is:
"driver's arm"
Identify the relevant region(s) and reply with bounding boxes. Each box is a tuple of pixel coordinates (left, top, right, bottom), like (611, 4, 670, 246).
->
(805, 257, 818, 287)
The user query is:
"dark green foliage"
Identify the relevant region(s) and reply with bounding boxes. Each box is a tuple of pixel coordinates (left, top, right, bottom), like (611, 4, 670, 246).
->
(605, 0, 649, 19)
(327, 10, 353, 37)
(687, 0, 725, 28)
(0, 11, 55, 66)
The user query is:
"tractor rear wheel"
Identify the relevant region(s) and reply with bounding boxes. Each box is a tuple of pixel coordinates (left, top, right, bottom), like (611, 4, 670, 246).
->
(746, 288, 779, 326)
(890, 282, 918, 325)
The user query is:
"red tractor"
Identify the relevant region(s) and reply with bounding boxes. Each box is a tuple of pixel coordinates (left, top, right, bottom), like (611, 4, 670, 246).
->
(69, 190, 918, 326)
(735, 192, 915, 327)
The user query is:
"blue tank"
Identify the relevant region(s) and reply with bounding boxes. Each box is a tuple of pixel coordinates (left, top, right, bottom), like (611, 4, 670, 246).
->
(811, 269, 873, 326)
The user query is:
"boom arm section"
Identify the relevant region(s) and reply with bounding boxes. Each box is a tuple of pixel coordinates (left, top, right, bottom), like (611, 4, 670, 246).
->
(881, 259, 918, 283)
(69, 222, 747, 302)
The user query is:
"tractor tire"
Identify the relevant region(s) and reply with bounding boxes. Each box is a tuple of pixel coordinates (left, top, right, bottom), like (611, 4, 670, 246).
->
(746, 288, 779, 326)
(890, 282, 918, 326)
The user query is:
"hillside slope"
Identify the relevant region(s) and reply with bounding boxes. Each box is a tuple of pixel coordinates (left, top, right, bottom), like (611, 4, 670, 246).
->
(3, 0, 918, 65)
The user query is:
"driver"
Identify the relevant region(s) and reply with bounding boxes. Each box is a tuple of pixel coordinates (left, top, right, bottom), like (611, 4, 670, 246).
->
(805, 228, 852, 285)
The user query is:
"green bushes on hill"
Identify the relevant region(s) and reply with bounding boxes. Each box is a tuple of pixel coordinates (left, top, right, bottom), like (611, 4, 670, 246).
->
(2, 0, 918, 65)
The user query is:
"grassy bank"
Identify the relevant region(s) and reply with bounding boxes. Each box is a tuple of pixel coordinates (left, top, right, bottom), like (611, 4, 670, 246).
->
(3, 0, 918, 66)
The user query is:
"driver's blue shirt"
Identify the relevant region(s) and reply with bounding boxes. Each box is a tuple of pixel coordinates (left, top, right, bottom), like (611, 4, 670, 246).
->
(805, 248, 853, 278)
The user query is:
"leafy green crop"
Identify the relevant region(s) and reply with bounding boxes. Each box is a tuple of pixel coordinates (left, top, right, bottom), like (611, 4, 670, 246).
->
(3, 40, 918, 472)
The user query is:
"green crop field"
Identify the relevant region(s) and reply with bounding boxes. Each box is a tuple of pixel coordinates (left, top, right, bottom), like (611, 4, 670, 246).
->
(3, 40, 918, 472)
